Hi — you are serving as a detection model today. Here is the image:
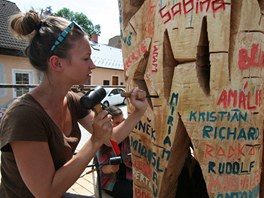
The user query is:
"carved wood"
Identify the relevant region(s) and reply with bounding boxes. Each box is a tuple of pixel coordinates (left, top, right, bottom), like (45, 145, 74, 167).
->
(119, 0, 264, 197)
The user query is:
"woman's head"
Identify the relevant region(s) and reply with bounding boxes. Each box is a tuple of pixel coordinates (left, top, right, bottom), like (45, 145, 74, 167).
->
(106, 106, 125, 127)
(9, 10, 86, 72)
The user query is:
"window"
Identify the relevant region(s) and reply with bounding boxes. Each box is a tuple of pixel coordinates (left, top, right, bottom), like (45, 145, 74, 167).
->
(117, 88, 125, 94)
(103, 80, 110, 85)
(12, 70, 33, 97)
(110, 89, 119, 96)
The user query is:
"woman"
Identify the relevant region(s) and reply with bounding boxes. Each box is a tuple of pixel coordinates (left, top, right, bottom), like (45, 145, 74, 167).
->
(0, 10, 147, 198)
(97, 106, 133, 198)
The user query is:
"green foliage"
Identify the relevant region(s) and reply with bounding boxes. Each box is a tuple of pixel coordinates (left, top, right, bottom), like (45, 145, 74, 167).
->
(54, 8, 101, 36)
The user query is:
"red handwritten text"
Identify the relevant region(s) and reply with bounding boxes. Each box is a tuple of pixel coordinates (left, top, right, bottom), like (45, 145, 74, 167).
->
(205, 143, 260, 160)
(159, 0, 226, 24)
(217, 82, 261, 110)
(238, 43, 264, 70)
(133, 159, 152, 178)
(207, 170, 261, 193)
(152, 45, 158, 72)
(147, 0, 156, 37)
(124, 41, 148, 70)
(134, 186, 152, 198)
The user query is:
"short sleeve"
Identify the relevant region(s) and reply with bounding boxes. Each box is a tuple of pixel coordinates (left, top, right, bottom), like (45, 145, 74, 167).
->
(0, 104, 49, 151)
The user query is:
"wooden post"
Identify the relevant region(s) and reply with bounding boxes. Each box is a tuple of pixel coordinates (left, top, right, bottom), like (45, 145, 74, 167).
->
(119, 0, 264, 197)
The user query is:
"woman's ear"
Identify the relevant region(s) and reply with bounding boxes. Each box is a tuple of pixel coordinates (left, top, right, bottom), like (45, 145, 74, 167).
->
(49, 55, 64, 72)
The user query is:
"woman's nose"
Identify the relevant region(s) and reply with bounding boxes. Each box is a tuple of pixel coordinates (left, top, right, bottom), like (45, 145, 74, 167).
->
(89, 59, 96, 69)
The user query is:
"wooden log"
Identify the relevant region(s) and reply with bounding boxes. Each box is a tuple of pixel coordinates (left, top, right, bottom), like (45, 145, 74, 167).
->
(119, 0, 264, 197)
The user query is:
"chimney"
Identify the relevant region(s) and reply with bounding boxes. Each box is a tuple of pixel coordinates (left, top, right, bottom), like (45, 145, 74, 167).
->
(91, 33, 98, 43)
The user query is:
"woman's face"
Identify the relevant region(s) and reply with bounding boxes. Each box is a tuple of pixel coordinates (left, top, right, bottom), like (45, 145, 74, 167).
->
(112, 114, 125, 127)
(64, 36, 96, 85)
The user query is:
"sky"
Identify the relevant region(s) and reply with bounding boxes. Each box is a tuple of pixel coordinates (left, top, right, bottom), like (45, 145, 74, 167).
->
(10, 0, 121, 44)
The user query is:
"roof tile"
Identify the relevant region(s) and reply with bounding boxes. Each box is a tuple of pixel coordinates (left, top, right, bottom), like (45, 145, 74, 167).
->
(0, 0, 28, 51)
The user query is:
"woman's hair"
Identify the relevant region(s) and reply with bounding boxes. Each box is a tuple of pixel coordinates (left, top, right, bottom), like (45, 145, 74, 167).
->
(105, 105, 123, 119)
(8, 10, 86, 71)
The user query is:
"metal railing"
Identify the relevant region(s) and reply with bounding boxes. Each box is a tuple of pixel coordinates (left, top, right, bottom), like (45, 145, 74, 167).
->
(0, 83, 126, 93)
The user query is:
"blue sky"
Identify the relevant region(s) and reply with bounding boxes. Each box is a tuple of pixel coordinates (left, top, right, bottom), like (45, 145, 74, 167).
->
(10, 0, 120, 44)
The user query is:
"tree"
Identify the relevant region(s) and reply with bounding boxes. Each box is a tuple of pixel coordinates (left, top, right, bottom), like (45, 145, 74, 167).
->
(54, 8, 101, 37)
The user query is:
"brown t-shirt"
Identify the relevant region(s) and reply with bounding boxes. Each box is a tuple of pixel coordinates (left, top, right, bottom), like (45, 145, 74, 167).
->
(0, 91, 89, 198)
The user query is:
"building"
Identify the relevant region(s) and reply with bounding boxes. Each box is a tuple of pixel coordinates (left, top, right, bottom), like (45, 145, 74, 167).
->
(108, 35, 122, 49)
(90, 40, 124, 86)
(0, 0, 124, 105)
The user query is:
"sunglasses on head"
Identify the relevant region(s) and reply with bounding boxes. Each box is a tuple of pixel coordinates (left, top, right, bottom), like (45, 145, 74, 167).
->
(50, 21, 84, 54)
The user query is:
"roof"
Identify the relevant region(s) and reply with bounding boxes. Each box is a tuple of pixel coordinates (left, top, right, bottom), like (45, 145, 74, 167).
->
(0, 0, 28, 53)
(90, 42, 124, 70)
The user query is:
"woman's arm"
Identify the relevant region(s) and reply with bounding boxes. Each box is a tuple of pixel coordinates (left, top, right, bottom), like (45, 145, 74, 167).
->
(11, 110, 112, 198)
(78, 110, 96, 134)
(111, 87, 148, 143)
(79, 87, 147, 145)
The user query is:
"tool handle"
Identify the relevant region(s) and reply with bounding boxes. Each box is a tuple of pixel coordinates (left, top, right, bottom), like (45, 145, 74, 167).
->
(94, 104, 102, 114)
(121, 92, 131, 97)
(94, 104, 120, 156)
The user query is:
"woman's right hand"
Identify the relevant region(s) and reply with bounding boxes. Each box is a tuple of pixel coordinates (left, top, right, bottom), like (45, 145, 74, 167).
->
(91, 110, 113, 146)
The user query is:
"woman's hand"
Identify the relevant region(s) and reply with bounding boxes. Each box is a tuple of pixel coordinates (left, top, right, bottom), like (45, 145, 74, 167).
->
(90, 110, 113, 146)
(129, 87, 148, 115)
